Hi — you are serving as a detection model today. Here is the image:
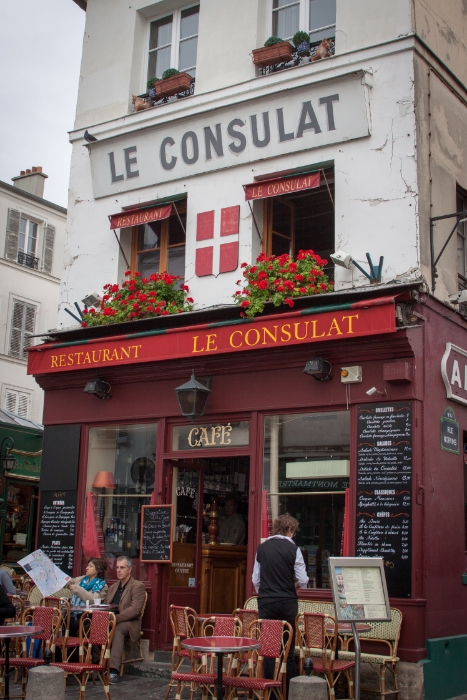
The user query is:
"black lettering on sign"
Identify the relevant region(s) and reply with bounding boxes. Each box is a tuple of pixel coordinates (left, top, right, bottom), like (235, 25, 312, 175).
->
(356, 402, 412, 598)
(37, 490, 77, 576)
(140, 504, 174, 563)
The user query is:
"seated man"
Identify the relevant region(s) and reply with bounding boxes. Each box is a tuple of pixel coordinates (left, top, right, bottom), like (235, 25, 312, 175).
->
(107, 556, 146, 684)
(218, 497, 245, 545)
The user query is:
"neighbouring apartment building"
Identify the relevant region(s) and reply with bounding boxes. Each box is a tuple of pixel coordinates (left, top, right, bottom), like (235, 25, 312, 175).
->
(27, 0, 467, 694)
(0, 169, 66, 423)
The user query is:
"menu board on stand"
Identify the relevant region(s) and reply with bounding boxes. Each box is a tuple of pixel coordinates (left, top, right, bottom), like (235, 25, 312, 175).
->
(356, 402, 412, 598)
(329, 556, 391, 700)
(140, 504, 174, 562)
(37, 490, 77, 576)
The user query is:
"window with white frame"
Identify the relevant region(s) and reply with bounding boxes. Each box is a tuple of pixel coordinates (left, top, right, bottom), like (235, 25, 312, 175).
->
(147, 5, 199, 81)
(4, 389, 30, 418)
(272, 0, 336, 45)
(8, 300, 36, 360)
(19, 217, 38, 257)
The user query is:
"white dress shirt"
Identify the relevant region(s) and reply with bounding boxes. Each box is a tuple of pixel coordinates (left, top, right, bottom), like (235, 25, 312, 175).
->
(252, 535, 309, 592)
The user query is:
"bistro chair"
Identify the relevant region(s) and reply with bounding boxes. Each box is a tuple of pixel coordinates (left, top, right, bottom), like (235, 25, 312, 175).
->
(6, 595, 24, 624)
(296, 611, 355, 699)
(222, 618, 293, 700)
(166, 605, 202, 700)
(119, 590, 148, 675)
(200, 615, 242, 674)
(0, 565, 15, 578)
(0, 605, 63, 699)
(231, 609, 259, 676)
(40, 596, 74, 661)
(51, 609, 116, 700)
(20, 576, 34, 594)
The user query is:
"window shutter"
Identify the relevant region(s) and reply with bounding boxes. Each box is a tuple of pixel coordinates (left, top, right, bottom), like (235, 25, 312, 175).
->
(8, 300, 36, 359)
(42, 223, 55, 274)
(5, 208, 20, 261)
(5, 390, 18, 414)
(17, 393, 29, 418)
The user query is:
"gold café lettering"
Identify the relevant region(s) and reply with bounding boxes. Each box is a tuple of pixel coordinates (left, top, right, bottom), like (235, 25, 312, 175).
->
(188, 423, 233, 448)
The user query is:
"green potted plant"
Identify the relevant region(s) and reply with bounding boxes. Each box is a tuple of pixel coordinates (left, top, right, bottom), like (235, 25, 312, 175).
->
(252, 36, 293, 68)
(147, 77, 160, 100)
(292, 30, 310, 56)
(156, 68, 193, 99)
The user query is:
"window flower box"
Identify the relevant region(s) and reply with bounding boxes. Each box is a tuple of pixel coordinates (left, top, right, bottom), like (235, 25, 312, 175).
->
(252, 41, 293, 68)
(155, 72, 193, 99)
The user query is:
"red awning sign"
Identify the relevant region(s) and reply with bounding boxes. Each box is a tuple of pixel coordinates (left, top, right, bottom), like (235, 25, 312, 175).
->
(109, 203, 172, 230)
(244, 172, 320, 201)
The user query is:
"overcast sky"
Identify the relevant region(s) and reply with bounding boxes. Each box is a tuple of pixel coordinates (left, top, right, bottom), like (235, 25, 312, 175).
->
(0, 0, 86, 208)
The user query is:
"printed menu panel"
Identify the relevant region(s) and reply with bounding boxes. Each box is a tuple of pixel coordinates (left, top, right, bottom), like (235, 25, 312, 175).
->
(356, 403, 412, 598)
(37, 490, 77, 576)
(334, 563, 389, 620)
(140, 505, 173, 562)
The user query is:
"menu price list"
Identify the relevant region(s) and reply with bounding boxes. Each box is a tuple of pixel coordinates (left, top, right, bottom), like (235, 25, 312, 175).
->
(356, 403, 412, 598)
(37, 490, 77, 576)
(141, 505, 173, 562)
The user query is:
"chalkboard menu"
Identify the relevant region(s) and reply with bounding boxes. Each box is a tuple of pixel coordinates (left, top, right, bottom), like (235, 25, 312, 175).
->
(37, 490, 77, 576)
(356, 403, 412, 598)
(140, 505, 173, 563)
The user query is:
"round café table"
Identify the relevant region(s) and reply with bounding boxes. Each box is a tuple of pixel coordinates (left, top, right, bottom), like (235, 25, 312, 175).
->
(0, 625, 44, 700)
(182, 636, 260, 700)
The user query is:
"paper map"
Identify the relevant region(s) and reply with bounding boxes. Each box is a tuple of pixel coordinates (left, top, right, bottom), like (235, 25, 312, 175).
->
(18, 549, 71, 597)
(335, 566, 387, 620)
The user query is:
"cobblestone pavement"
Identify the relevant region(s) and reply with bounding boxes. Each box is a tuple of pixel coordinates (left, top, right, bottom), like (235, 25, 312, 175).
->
(62, 673, 169, 699)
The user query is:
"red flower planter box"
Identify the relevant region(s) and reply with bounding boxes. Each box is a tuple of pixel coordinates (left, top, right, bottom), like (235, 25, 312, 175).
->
(156, 72, 192, 99)
(252, 42, 293, 68)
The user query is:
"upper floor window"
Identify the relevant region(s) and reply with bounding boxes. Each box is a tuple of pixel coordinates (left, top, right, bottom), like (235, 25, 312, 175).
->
(457, 186, 467, 289)
(148, 5, 199, 81)
(4, 388, 30, 418)
(272, 0, 336, 45)
(131, 203, 186, 282)
(9, 299, 36, 360)
(4, 208, 55, 274)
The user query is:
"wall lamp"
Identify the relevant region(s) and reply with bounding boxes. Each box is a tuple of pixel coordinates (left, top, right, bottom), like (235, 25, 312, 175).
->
(1, 437, 16, 473)
(175, 371, 211, 421)
(330, 250, 384, 283)
(84, 378, 112, 400)
(304, 358, 332, 381)
(366, 386, 387, 397)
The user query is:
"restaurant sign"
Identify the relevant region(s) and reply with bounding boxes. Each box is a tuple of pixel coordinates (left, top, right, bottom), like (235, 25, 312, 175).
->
(441, 343, 467, 406)
(28, 297, 396, 376)
(244, 172, 320, 201)
(109, 203, 172, 230)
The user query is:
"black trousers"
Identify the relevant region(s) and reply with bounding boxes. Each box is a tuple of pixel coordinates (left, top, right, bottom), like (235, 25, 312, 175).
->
(258, 599, 297, 698)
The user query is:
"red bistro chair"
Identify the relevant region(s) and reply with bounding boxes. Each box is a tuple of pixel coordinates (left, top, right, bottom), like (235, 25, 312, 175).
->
(200, 615, 242, 674)
(223, 619, 293, 700)
(231, 609, 259, 675)
(166, 605, 203, 700)
(51, 609, 116, 700)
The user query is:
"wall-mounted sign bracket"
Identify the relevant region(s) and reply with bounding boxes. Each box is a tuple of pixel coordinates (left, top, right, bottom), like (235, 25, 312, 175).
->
(430, 209, 467, 291)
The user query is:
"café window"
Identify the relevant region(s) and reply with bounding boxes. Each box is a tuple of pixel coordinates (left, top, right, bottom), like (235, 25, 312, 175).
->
(86, 423, 157, 578)
(262, 170, 334, 278)
(262, 411, 349, 589)
(272, 0, 336, 46)
(131, 203, 186, 281)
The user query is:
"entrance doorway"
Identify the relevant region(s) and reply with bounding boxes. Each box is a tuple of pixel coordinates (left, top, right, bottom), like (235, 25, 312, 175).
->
(161, 456, 249, 646)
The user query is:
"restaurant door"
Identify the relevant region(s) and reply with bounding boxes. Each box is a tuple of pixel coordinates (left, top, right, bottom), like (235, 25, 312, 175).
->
(161, 457, 249, 646)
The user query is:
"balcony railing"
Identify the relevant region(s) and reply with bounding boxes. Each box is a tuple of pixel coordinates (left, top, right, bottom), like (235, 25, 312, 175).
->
(137, 77, 195, 111)
(260, 38, 335, 76)
(17, 251, 39, 269)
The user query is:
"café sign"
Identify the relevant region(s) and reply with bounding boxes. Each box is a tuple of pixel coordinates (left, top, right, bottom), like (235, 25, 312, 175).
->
(441, 343, 467, 406)
(172, 422, 249, 450)
(88, 72, 370, 198)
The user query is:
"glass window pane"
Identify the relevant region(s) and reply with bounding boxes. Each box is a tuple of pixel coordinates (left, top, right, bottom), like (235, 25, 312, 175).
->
(168, 214, 186, 247)
(138, 249, 161, 277)
(273, 0, 297, 8)
(138, 222, 161, 251)
(86, 424, 157, 573)
(27, 222, 37, 254)
(179, 36, 198, 72)
(272, 199, 292, 237)
(149, 16, 172, 50)
(3, 484, 32, 564)
(458, 233, 466, 278)
(20, 218, 27, 234)
(263, 412, 350, 589)
(309, 0, 336, 31)
(273, 3, 299, 39)
(148, 45, 172, 80)
(272, 234, 291, 256)
(167, 246, 185, 279)
(180, 6, 199, 39)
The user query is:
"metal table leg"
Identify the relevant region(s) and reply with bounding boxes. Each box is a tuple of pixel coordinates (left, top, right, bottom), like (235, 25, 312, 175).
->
(351, 623, 360, 700)
(216, 651, 224, 700)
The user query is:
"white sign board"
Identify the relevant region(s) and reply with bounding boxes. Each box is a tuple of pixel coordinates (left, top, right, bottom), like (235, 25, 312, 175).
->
(19, 548, 71, 598)
(441, 343, 467, 407)
(329, 557, 391, 622)
(89, 72, 370, 199)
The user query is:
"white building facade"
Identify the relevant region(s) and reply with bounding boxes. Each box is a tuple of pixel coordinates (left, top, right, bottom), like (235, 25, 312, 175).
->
(0, 170, 66, 422)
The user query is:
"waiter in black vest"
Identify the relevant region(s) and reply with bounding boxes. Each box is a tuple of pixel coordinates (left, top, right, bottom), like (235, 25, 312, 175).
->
(252, 513, 309, 695)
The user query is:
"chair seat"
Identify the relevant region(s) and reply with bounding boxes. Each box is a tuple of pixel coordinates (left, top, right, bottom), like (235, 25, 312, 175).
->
(338, 650, 399, 665)
(172, 672, 217, 683)
(0, 658, 45, 667)
(51, 661, 106, 672)
(178, 649, 203, 660)
(64, 636, 89, 648)
(223, 676, 282, 690)
(312, 659, 355, 672)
